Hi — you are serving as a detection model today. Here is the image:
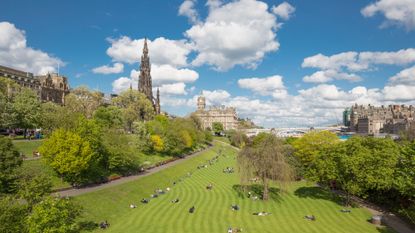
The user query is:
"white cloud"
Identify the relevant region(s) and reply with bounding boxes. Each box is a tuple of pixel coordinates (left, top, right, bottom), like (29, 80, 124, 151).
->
(238, 75, 287, 99)
(303, 70, 362, 83)
(129, 64, 199, 86)
(183, 0, 282, 71)
(0, 22, 63, 75)
(302, 48, 415, 83)
(272, 2, 295, 20)
(389, 65, 415, 85)
(383, 85, 415, 101)
(179, 0, 200, 24)
(106, 36, 192, 67)
(158, 82, 188, 95)
(361, 0, 415, 30)
(112, 77, 133, 93)
(92, 62, 124, 74)
(198, 89, 231, 106)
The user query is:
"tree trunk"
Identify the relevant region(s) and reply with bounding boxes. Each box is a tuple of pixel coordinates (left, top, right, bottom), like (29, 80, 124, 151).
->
(263, 177, 269, 201)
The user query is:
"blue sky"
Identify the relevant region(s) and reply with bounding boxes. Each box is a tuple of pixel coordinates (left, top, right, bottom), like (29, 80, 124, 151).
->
(1, 0, 415, 127)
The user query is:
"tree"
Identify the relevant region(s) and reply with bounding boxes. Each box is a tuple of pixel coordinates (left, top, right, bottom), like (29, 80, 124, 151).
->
(394, 141, 415, 199)
(0, 196, 28, 233)
(27, 196, 82, 233)
(334, 137, 399, 205)
(39, 129, 98, 186)
(112, 89, 154, 131)
(11, 88, 41, 135)
(227, 130, 248, 148)
(0, 136, 22, 193)
(93, 105, 123, 129)
(212, 122, 224, 135)
(64, 86, 103, 118)
(150, 135, 164, 152)
(237, 133, 293, 200)
(18, 174, 52, 207)
(39, 102, 81, 132)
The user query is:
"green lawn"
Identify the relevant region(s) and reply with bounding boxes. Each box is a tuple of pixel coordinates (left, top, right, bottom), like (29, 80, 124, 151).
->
(76, 142, 392, 233)
(13, 140, 43, 158)
(20, 159, 71, 190)
(213, 136, 230, 144)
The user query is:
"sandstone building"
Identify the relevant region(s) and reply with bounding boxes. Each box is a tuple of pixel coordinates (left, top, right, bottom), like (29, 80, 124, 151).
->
(194, 94, 238, 130)
(0, 65, 70, 104)
(345, 104, 415, 135)
(138, 38, 160, 114)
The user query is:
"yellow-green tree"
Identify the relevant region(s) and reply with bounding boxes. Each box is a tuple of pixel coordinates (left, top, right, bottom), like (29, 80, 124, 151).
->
(64, 86, 103, 119)
(150, 135, 164, 152)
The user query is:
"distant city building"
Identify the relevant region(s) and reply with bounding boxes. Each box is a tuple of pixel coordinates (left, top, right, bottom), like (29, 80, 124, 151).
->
(194, 94, 238, 130)
(0, 65, 70, 105)
(349, 104, 415, 135)
(343, 108, 351, 127)
(138, 38, 160, 115)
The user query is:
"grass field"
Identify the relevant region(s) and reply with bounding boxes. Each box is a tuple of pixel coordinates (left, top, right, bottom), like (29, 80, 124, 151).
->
(13, 140, 43, 158)
(20, 159, 71, 190)
(76, 142, 392, 233)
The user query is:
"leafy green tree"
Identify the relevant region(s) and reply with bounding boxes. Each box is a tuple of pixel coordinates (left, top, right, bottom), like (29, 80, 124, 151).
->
(39, 102, 81, 133)
(39, 129, 98, 186)
(334, 137, 399, 205)
(27, 196, 82, 233)
(212, 122, 224, 135)
(18, 174, 52, 207)
(64, 86, 103, 119)
(93, 105, 123, 129)
(0, 136, 22, 193)
(0, 196, 28, 233)
(11, 88, 41, 134)
(227, 130, 248, 148)
(394, 141, 415, 199)
(112, 89, 154, 131)
(238, 133, 293, 200)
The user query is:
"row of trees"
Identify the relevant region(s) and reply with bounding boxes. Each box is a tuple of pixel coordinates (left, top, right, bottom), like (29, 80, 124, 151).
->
(0, 136, 82, 233)
(291, 131, 415, 218)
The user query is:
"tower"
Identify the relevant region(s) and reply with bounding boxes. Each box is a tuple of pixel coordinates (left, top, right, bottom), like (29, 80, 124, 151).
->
(137, 38, 161, 115)
(138, 38, 153, 101)
(197, 94, 206, 111)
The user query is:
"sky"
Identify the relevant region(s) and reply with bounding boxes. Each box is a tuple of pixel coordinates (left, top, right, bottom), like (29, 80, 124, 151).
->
(1, 0, 415, 128)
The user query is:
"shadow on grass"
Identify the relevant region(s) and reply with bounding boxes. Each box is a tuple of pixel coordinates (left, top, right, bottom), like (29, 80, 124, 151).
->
(79, 221, 98, 231)
(376, 226, 397, 233)
(294, 186, 344, 206)
(232, 184, 281, 201)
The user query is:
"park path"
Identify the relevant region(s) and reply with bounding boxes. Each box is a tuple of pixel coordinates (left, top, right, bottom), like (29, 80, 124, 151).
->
(56, 146, 213, 197)
(216, 140, 415, 233)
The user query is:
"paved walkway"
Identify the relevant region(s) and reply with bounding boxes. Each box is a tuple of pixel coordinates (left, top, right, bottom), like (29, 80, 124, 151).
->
(56, 146, 212, 197)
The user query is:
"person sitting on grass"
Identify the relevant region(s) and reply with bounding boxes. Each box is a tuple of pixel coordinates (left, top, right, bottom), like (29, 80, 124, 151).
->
(141, 198, 149, 204)
(304, 215, 316, 221)
(99, 220, 110, 229)
(172, 198, 180, 203)
(189, 206, 195, 213)
(206, 183, 213, 190)
(231, 204, 240, 211)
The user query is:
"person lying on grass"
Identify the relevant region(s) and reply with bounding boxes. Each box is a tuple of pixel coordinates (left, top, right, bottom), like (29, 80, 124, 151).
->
(231, 204, 240, 211)
(141, 198, 149, 204)
(129, 204, 137, 208)
(206, 183, 213, 190)
(172, 198, 180, 203)
(340, 209, 351, 213)
(253, 212, 271, 216)
(304, 215, 316, 221)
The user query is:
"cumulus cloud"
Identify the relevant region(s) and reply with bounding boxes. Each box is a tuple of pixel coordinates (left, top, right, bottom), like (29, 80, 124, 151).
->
(92, 62, 124, 74)
(158, 82, 188, 95)
(389, 65, 415, 85)
(272, 2, 295, 20)
(303, 70, 362, 83)
(302, 48, 415, 83)
(238, 75, 287, 99)
(129, 64, 199, 86)
(112, 77, 133, 93)
(106, 36, 192, 67)
(183, 0, 282, 71)
(361, 0, 415, 30)
(179, 0, 200, 24)
(0, 21, 63, 75)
